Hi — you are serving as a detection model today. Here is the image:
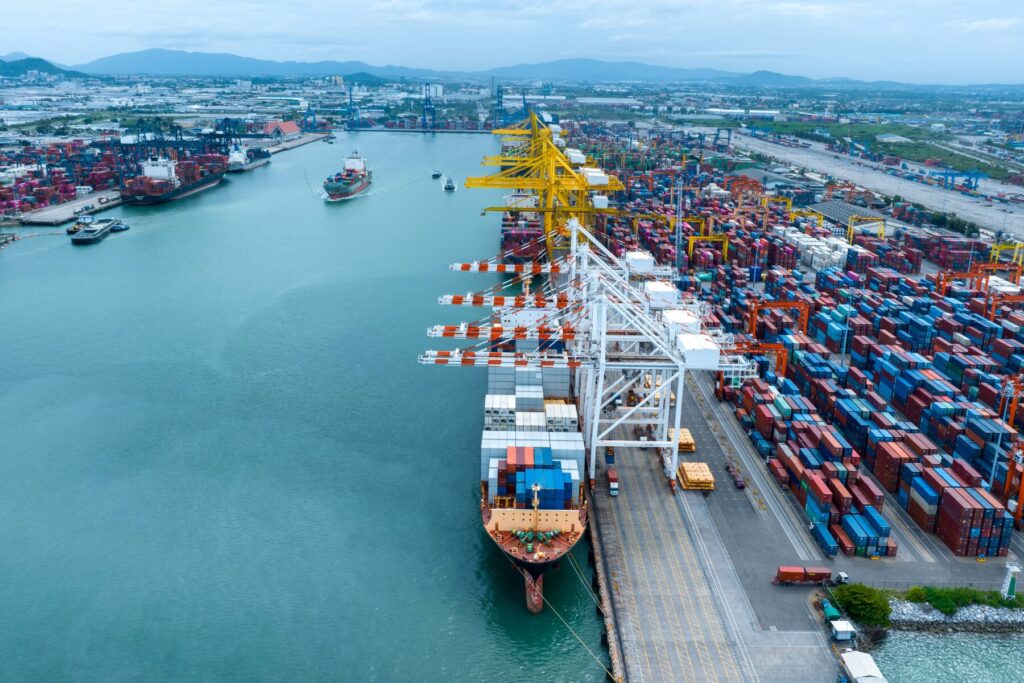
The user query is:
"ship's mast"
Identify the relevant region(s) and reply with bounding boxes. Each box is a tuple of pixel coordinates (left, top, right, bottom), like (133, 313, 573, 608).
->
(531, 483, 541, 531)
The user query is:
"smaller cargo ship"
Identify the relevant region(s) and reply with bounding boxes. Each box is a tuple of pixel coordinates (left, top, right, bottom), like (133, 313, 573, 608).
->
(227, 144, 271, 172)
(431, 169, 443, 179)
(70, 217, 119, 245)
(324, 151, 372, 201)
(121, 155, 227, 205)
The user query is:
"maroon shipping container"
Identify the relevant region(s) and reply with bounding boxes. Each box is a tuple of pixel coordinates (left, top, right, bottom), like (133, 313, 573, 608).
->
(827, 478, 853, 514)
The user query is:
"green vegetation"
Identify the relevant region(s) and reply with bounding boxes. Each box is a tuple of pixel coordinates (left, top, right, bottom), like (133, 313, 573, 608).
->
(755, 120, 1012, 180)
(882, 142, 1011, 181)
(756, 121, 937, 144)
(903, 586, 1024, 615)
(927, 211, 982, 238)
(832, 584, 892, 627)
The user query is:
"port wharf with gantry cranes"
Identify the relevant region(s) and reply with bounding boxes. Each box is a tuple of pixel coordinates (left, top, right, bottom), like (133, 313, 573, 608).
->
(420, 113, 1024, 682)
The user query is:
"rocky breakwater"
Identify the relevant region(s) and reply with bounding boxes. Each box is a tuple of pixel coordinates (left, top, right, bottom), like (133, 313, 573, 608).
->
(889, 599, 1024, 634)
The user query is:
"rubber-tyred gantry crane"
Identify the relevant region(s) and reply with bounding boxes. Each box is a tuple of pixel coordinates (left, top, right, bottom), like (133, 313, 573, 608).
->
(747, 300, 810, 337)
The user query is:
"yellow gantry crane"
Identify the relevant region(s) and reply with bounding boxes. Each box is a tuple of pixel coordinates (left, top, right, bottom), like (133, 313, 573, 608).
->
(990, 243, 1024, 266)
(465, 113, 624, 259)
(847, 215, 886, 244)
(789, 209, 825, 230)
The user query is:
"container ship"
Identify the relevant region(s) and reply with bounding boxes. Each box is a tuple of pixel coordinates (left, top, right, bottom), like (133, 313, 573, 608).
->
(480, 349, 587, 612)
(323, 151, 372, 201)
(500, 192, 544, 262)
(121, 155, 227, 205)
(227, 144, 271, 172)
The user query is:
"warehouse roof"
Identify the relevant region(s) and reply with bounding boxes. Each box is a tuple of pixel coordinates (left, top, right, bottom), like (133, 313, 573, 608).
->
(807, 200, 886, 225)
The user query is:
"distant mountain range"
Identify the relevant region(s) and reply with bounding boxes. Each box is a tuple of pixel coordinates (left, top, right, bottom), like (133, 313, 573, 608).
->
(2, 48, 1020, 89)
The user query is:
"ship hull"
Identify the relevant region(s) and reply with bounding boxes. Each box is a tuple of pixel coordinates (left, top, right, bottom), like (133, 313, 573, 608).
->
(123, 174, 224, 205)
(325, 176, 372, 202)
(482, 501, 588, 613)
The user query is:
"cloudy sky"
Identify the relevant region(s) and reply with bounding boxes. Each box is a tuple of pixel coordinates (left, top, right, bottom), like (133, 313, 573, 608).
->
(8, 0, 1023, 83)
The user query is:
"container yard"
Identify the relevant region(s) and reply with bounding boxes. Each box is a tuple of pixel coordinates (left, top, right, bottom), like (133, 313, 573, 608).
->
(419, 112, 1023, 682)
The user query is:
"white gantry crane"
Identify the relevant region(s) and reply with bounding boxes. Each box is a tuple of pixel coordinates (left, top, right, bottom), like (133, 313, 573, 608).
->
(421, 218, 757, 487)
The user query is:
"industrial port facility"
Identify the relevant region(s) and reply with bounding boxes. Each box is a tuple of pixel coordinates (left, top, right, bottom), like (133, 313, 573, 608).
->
(421, 111, 1024, 681)
(4, 55, 1024, 683)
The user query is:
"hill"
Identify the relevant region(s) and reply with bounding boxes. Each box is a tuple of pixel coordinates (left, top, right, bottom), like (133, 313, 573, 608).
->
(0, 57, 88, 79)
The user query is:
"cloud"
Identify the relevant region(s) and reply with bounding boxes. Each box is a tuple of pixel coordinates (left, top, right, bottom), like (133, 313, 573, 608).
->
(608, 33, 641, 44)
(579, 17, 648, 30)
(946, 17, 1021, 32)
(688, 49, 798, 59)
(768, 2, 840, 18)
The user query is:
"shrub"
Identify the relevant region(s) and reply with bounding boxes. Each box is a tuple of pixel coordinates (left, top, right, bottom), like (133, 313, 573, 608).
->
(904, 586, 927, 603)
(833, 584, 892, 627)
(903, 586, 1024, 614)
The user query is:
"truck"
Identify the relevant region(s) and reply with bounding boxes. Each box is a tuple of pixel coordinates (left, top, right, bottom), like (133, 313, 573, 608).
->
(608, 468, 619, 496)
(772, 565, 849, 586)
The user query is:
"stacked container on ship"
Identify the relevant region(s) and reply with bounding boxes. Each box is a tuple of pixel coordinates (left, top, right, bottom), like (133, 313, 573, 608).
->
(121, 155, 228, 205)
(480, 361, 588, 613)
(323, 151, 372, 201)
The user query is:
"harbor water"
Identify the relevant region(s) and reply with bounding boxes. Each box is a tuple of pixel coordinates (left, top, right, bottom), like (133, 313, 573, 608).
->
(0, 133, 606, 681)
(872, 630, 1024, 682)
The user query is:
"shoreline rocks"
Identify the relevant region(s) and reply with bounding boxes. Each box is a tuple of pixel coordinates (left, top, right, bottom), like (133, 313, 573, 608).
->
(887, 599, 1024, 634)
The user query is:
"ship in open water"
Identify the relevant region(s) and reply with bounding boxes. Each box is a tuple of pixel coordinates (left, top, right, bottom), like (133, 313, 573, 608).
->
(324, 151, 372, 201)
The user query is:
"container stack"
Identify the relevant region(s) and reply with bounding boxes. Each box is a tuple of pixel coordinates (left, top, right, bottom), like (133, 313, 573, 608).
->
(484, 394, 516, 431)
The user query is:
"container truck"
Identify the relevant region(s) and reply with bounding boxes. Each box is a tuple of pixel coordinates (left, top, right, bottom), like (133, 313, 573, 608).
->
(772, 566, 850, 586)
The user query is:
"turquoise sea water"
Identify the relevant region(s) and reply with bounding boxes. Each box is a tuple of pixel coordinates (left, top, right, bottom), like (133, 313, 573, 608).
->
(0, 133, 605, 681)
(872, 630, 1024, 683)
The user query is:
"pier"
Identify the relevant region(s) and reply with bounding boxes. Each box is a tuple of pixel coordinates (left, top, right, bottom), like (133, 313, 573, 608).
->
(16, 190, 122, 226)
(588, 388, 839, 682)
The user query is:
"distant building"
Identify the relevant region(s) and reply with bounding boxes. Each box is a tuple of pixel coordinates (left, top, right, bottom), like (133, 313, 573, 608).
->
(876, 133, 912, 144)
(263, 120, 302, 141)
(427, 84, 443, 98)
(233, 80, 252, 92)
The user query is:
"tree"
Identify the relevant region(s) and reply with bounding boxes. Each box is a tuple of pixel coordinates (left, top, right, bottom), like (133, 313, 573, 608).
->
(832, 584, 891, 627)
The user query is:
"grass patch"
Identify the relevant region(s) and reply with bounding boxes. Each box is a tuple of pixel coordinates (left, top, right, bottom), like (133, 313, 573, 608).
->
(901, 586, 1024, 616)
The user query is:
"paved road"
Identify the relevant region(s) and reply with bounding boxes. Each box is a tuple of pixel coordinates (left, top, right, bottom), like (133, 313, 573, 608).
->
(726, 132, 1024, 237)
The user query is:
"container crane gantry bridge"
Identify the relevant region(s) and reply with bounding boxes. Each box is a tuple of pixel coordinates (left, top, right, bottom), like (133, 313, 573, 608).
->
(464, 112, 624, 260)
(422, 219, 759, 485)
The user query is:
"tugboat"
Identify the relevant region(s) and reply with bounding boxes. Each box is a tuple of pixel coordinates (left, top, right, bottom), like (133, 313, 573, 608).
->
(66, 217, 90, 234)
(443, 176, 457, 192)
(323, 151, 372, 201)
(431, 169, 443, 179)
(70, 217, 117, 245)
(109, 220, 130, 232)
